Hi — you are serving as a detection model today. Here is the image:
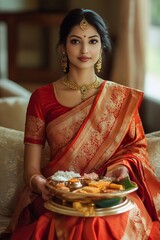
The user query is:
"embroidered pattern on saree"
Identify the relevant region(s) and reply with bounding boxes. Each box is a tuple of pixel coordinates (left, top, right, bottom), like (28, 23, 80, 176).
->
(153, 193, 160, 220)
(122, 203, 151, 240)
(43, 81, 144, 176)
(68, 85, 127, 170)
(25, 115, 45, 142)
(47, 105, 90, 158)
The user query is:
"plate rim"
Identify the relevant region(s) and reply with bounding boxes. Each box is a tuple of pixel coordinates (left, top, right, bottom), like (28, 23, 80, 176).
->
(44, 197, 135, 217)
(46, 181, 138, 200)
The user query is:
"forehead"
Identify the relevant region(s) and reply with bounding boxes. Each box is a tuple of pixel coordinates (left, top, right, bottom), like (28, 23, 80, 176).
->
(68, 24, 100, 38)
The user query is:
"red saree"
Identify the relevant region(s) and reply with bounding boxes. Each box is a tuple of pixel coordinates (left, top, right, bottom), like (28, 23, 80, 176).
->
(11, 81, 160, 239)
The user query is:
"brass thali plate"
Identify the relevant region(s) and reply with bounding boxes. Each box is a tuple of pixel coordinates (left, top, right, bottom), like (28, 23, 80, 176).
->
(44, 197, 135, 217)
(46, 181, 138, 201)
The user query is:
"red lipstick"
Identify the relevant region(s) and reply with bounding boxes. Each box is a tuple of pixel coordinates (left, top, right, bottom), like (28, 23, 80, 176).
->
(78, 57, 91, 62)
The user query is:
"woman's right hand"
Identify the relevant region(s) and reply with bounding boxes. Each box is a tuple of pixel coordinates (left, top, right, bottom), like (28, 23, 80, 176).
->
(31, 175, 53, 201)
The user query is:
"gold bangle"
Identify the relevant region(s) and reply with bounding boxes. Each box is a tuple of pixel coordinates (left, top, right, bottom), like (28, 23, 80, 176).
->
(29, 174, 46, 190)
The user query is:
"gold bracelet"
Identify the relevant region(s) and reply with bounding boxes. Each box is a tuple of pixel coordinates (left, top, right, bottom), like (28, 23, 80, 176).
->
(29, 174, 46, 190)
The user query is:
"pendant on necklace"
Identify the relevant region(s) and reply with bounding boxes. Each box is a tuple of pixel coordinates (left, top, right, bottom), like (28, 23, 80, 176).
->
(80, 85, 87, 94)
(80, 85, 88, 101)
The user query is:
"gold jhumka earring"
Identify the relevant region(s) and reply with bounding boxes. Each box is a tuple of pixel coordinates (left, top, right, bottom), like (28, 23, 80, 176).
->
(79, 17, 89, 31)
(61, 51, 67, 73)
(96, 50, 102, 73)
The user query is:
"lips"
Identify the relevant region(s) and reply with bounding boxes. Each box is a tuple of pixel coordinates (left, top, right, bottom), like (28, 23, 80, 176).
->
(78, 57, 91, 62)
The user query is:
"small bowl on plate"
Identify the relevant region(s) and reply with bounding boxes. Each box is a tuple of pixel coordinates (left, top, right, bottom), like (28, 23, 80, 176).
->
(67, 178, 83, 190)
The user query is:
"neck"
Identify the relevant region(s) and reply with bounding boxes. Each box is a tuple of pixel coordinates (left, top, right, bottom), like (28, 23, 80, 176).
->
(63, 74, 101, 101)
(67, 69, 96, 85)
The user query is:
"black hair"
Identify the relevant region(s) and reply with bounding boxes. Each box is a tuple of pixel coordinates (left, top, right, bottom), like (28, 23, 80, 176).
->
(57, 8, 111, 51)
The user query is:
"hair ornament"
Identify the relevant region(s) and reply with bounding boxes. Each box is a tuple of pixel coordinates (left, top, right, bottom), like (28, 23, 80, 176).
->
(80, 17, 89, 31)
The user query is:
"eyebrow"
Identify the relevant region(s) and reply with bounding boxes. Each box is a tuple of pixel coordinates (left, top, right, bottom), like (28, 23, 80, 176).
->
(69, 35, 100, 39)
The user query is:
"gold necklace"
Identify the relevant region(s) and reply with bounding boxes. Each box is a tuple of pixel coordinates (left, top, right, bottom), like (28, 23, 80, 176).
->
(63, 75, 101, 101)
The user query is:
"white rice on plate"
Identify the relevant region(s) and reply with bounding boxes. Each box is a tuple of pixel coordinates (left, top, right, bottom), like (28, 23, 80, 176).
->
(50, 171, 81, 181)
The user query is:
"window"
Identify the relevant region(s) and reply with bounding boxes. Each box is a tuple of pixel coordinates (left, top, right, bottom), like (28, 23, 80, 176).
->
(0, 22, 8, 78)
(144, 0, 160, 101)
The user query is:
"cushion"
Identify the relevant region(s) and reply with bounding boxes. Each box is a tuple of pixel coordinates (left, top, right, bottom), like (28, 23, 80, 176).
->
(0, 127, 24, 221)
(0, 79, 31, 98)
(146, 131, 160, 178)
(0, 97, 29, 131)
(0, 127, 49, 220)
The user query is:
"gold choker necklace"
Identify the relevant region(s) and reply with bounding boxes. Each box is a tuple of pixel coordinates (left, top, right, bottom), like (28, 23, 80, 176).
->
(63, 75, 101, 101)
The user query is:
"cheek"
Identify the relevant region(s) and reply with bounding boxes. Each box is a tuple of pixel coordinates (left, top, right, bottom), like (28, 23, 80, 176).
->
(66, 44, 77, 56)
(92, 48, 101, 60)
(67, 49, 76, 62)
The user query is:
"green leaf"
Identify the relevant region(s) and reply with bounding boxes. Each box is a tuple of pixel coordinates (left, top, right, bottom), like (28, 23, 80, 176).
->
(117, 177, 137, 189)
(95, 197, 122, 208)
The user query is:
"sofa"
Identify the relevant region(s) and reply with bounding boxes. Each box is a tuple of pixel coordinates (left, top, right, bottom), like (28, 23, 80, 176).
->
(0, 79, 160, 234)
(0, 79, 31, 131)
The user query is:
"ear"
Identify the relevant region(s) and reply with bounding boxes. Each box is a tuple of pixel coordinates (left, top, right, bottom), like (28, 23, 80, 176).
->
(61, 44, 66, 53)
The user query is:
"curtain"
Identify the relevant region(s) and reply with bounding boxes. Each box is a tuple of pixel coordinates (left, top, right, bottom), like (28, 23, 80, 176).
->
(110, 0, 147, 90)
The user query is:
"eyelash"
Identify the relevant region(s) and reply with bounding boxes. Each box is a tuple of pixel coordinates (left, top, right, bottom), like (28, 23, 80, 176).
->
(70, 39, 80, 44)
(70, 39, 99, 44)
(89, 39, 99, 44)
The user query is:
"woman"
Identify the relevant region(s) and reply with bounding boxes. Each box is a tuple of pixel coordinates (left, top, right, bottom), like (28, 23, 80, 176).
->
(8, 8, 160, 239)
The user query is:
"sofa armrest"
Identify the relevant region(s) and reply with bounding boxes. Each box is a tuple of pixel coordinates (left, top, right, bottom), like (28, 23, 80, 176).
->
(0, 97, 29, 131)
(0, 79, 31, 98)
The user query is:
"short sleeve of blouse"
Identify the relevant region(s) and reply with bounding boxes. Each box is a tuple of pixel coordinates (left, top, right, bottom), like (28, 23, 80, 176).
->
(24, 89, 46, 146)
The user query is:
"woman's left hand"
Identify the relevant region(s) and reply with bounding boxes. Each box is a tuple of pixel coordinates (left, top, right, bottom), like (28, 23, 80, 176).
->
(105, 165, 129, 181)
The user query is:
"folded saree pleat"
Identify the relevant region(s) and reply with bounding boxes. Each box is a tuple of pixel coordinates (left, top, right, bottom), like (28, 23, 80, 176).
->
(49, 213, 129, 240)
(34, 213, 55, 240)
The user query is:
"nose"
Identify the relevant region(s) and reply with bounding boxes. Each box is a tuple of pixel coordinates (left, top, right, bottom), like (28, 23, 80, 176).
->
(81, 43, 88, 54)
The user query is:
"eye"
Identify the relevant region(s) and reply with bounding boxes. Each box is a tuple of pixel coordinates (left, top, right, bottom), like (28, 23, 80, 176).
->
(89, 39, 99, 44)
(70, 39, 80, 44)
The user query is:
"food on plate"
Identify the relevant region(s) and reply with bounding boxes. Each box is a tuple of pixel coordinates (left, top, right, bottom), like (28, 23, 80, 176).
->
(56, 186, 70, 192)
(108, 183, 125, 190)
(88, 180, 110, 189)
(47, 171, 125, 194)
(50, 171, 81, 181)
(54, 182, 65, 188)
(88, 180, 125, 191)
(75, 186, 101, 194)
(67, 178, 83, 190)
(72, 201, 95, 216)
(83, 172, 99, 180)
(68, 178, 81, 182)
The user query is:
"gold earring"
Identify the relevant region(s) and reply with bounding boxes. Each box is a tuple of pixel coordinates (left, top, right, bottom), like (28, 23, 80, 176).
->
(61, 51, 67, 73)
(96, 51, 102, 73)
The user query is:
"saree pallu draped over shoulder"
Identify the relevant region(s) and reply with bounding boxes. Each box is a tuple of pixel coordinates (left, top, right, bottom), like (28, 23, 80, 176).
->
(10, 81, 160, 240)
(43, 81, 143, 176)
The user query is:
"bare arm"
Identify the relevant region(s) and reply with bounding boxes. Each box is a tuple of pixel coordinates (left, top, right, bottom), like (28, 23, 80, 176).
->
(24, 144, 52, 200)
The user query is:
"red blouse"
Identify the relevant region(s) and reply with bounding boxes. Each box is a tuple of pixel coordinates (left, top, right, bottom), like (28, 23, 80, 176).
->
(24, 83, 71, 145)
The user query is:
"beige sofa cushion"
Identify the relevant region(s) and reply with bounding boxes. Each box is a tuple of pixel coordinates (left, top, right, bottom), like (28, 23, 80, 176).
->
(0, 127, 24, 233)
(0, 126, 49, 210)
(0, 97, 29, 131)
(0, 127, 49, 228)
(0, 127, 24, 218)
